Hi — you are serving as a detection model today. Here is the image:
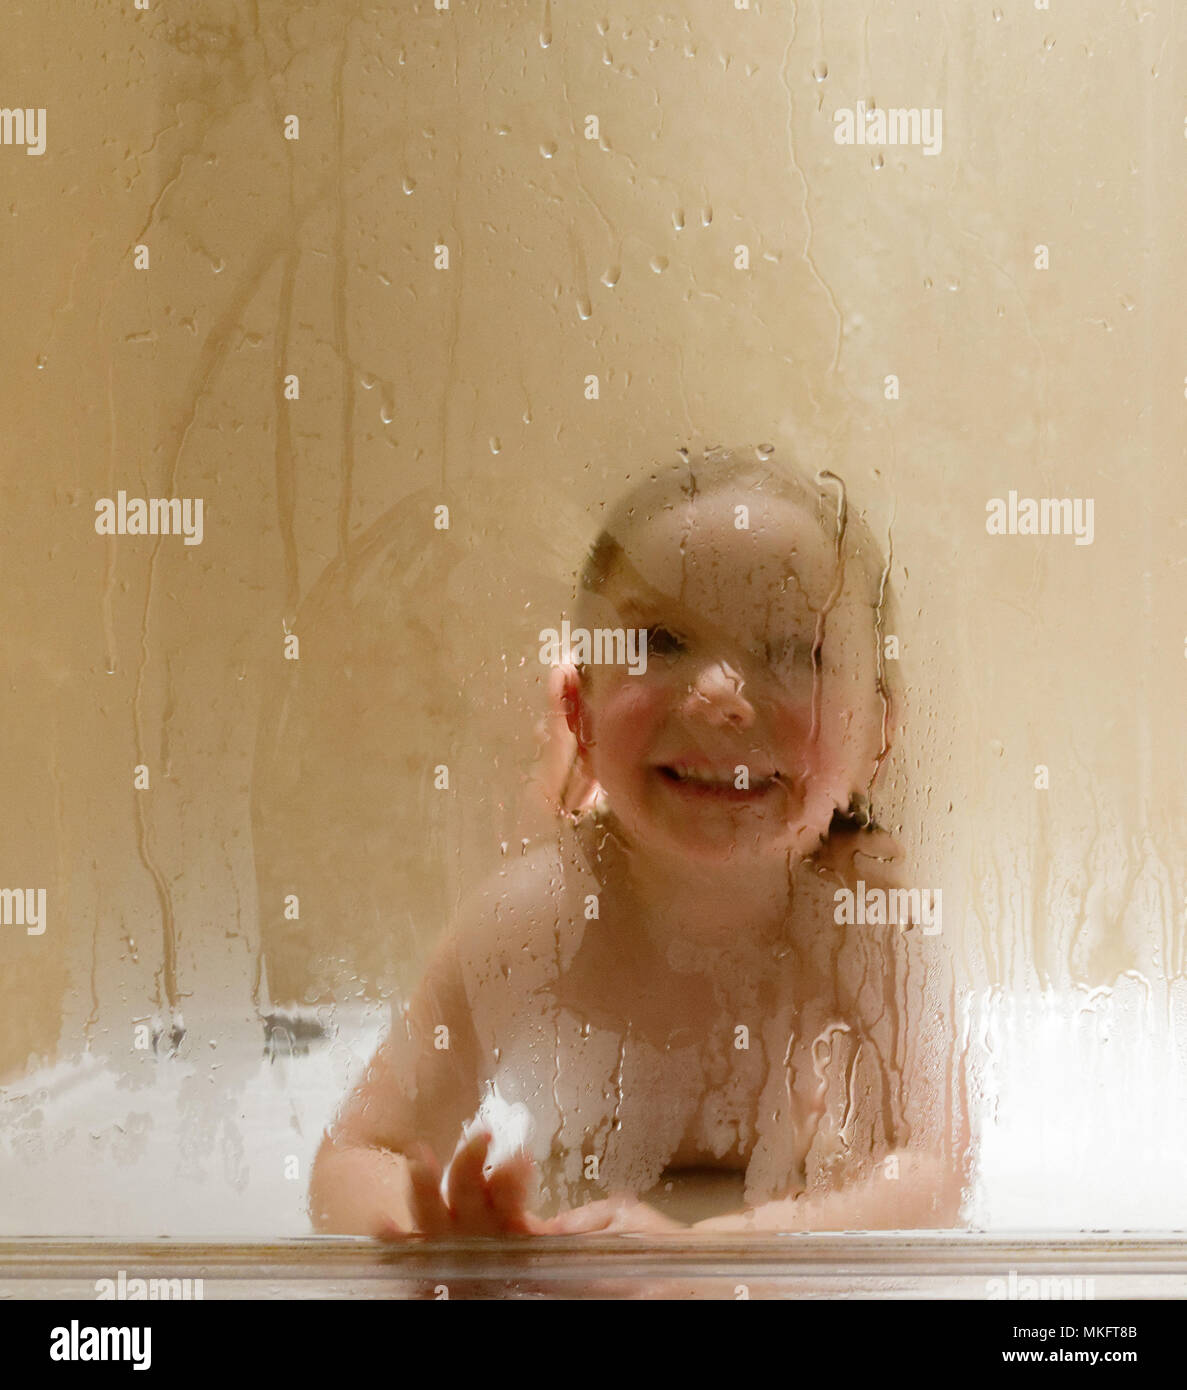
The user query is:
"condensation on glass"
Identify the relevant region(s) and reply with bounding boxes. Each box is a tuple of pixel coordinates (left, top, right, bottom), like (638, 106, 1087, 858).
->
(1, 0, 1184, 1239)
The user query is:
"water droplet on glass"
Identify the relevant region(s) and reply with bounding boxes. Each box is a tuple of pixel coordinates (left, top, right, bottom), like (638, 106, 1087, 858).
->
(576, 294, 592, 321)
(380, 404, 394, 425)
(650, 255, 669, 272)
(402, 175, 416, 195)
(871, 152, 884, 170)
(489, 437, 501, 455)
(601, 264, 621, 288)
(540, 140, 558, 159)
(1043, 34, 1056, 50)
(989, 739, 1005, 758)
(35, 354, 46, 369)
(673, 207, 685, 231)
(947, 277, 961, 291)
(992, 6, 1002, 20)
(923, 277, 933, 290)
(812, 60, 828, 81)
(756, 443, 774, 460)
(701, 205, 713, 226)
(1120, 295, 1135, 312)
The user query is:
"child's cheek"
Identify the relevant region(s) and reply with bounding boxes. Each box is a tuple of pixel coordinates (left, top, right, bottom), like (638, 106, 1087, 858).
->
(774, 696, 866, 812)
(771, 700, 819, 775)
(594, 675, 669, 763)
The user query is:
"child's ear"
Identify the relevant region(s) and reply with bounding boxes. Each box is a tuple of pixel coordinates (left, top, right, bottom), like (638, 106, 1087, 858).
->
(534, 665, 598, 815)
(554, 665, 599, 812)
(559, 664, 591, 752)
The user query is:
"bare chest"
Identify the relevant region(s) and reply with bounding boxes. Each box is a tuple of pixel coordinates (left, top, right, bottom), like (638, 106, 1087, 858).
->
(547, 938, 800, 1179)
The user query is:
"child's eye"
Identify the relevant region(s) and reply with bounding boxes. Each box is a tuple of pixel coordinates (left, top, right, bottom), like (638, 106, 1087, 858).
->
(647, 625, 686, 658)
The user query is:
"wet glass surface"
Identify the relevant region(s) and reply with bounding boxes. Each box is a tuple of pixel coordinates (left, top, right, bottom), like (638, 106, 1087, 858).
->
(2, 0, 1185, 1245)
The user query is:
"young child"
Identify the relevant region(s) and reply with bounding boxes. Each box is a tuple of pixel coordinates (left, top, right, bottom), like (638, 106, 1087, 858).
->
(309, 446, 968, 1236)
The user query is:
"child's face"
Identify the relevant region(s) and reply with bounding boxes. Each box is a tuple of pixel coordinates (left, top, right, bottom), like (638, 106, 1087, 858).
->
(567, 492, 891, 864)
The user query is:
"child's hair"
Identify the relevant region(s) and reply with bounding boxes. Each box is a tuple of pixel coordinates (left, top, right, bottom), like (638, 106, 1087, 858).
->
(572, 443, 902, 840)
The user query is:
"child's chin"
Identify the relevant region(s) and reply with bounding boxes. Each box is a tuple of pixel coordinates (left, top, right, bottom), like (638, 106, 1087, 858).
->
(660, 818, 808, 862)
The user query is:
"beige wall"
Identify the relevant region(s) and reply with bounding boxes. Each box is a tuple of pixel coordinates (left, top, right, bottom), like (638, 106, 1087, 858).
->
(1, 0, 1185, 1214)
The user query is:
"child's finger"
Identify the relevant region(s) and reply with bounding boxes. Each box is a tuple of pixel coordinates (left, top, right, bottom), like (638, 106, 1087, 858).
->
(538, 1196, 686, 1236)
(405, 1147, 451, 1235)
(537, 1202, 618, 1235)
(484, 1151, 536, 1231)
(485, 1150, 532, 1208)
(375, 1216, 414, 1241)
(406, 1167, 449, 1236)
(412, 1141, 443, 1185)
(445, 1130, 502, 1233)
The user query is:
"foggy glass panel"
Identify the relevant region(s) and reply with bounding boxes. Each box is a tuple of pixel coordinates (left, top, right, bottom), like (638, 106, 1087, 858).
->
(1, 0, 1185, 1237)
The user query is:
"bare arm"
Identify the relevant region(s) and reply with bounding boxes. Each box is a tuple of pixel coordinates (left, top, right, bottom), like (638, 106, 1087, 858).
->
(693, 1149, 964, 1233)
(308, 931, 484, 1236)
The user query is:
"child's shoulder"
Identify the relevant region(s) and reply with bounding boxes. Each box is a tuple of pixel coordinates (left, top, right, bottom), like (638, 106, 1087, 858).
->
(449, 819, 596, 968)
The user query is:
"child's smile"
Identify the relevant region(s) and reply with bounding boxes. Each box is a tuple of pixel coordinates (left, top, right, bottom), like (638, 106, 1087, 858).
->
(654, 761, 781, 797)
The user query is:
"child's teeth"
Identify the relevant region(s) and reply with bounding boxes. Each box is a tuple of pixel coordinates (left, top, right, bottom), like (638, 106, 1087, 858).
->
(672, 767, 773, 786)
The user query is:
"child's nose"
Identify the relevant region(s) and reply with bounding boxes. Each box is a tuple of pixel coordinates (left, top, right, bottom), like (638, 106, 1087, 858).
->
(681, 659, 756, 727)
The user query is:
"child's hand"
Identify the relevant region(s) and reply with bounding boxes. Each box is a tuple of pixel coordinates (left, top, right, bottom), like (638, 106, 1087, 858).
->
(374, 1130, 687, 1237)
(377, 1130, 547, 1238)
(536, 1195, 687, 1235)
